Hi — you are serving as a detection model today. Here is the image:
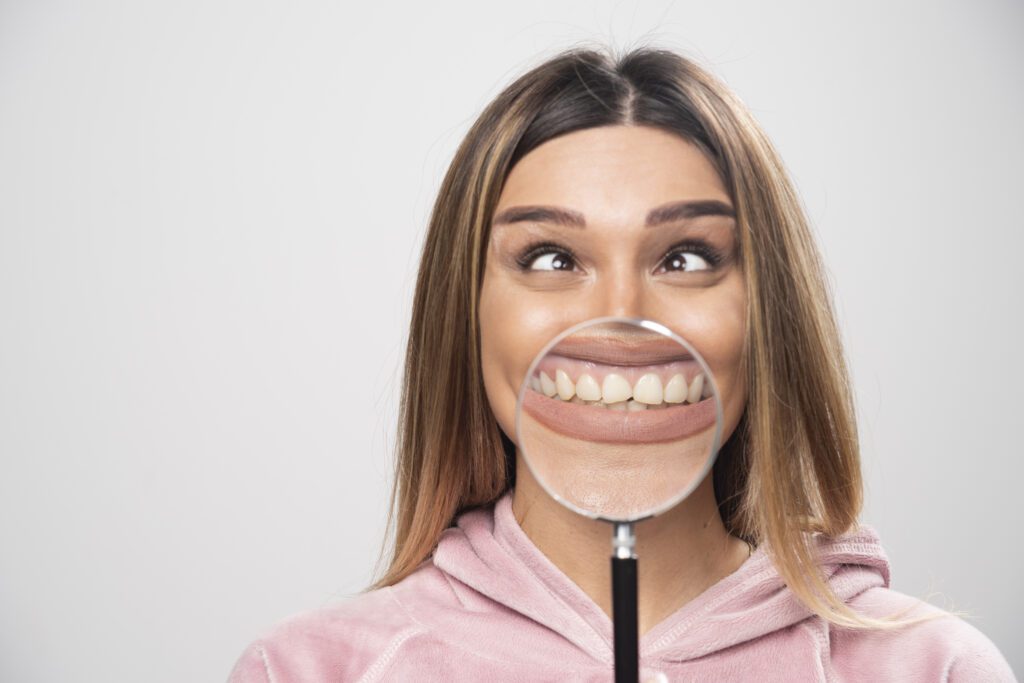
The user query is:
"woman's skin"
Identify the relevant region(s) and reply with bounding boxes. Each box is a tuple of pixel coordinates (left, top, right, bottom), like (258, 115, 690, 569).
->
(479, 125, 751, 637)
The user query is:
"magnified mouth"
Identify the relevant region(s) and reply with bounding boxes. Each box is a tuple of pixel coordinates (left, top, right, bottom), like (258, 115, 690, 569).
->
(521, 352, 717, 444)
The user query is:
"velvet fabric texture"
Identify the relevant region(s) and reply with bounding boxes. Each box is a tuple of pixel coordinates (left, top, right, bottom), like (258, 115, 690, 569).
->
(229, 491, 1016, 682)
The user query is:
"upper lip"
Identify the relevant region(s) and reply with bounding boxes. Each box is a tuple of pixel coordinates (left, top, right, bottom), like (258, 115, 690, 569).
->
(549, 335, 694, 366)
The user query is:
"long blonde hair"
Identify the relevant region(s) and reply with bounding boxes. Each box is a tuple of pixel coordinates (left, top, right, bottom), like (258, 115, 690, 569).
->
(371, 44, 944, 630)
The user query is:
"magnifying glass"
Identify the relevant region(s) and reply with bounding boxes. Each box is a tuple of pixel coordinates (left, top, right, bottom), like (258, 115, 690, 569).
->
(514, 316, 724, 683)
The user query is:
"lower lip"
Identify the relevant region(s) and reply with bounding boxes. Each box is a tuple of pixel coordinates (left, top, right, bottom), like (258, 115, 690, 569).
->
(521, 390, 717, 444)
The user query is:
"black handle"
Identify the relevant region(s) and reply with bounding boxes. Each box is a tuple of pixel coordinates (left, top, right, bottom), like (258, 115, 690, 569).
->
(611, 555, 639, 683)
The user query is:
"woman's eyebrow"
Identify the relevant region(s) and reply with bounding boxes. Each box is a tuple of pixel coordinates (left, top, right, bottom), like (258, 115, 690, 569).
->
(645, 199, 735, 226)
(491, 199, 735, 229)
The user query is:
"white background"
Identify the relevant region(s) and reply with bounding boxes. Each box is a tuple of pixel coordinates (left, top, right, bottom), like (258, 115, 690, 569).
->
(0, 1, 1020, 680)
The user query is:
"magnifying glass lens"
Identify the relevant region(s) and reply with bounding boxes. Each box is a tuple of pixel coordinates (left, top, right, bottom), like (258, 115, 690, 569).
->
(514, 318, 724, 523)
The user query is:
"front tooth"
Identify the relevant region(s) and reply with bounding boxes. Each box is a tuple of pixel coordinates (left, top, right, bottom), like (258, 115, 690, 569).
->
(626, 399, 647, 411)
(555, 369, 575, 400)
(602, 373, 632, 404)
(664, 374, 688, 403)
(687, 373, 704, 403)
(701, 376, 712, 399)
(633, 373, 663, 405)
(530, 375, 542, 392)
(606, 401, 628, 411)
(575, 373, 602, 401)
(539, 371, 557, 397)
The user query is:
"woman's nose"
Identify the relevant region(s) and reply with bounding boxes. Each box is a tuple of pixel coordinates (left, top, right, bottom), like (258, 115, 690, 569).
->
(591, 273, 651, 320)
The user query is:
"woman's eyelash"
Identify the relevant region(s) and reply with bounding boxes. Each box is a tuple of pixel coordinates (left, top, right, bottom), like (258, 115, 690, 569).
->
(660, 240, 725, 269)
(515, 241, 578, 270)
(514, 239, 725, 271)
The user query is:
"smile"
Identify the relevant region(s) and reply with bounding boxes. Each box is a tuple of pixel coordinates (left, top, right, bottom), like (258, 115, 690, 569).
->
(521, 353, 717, 444)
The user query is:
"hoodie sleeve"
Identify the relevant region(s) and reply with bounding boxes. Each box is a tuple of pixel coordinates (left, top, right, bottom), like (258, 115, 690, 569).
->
(224, 587, 431, 683)
(226, 640, 270, 683)
(945, 623, 1018, 683)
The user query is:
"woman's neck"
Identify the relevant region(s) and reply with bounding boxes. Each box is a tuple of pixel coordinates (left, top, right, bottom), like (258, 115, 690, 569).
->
(510, 458, 750, 636)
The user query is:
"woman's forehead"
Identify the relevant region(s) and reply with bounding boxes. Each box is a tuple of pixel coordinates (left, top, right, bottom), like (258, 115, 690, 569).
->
(496, 126, 730, 222)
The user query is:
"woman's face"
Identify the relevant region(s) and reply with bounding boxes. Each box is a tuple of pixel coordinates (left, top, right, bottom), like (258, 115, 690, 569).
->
(479, 124, 747, 461)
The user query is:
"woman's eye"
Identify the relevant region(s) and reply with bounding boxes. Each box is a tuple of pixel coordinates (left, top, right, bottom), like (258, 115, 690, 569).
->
(661, 250, 711, 273)
(525, 250, 576, 271)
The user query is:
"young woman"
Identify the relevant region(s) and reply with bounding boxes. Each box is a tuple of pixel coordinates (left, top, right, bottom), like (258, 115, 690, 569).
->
(229, 46, 1016, 682)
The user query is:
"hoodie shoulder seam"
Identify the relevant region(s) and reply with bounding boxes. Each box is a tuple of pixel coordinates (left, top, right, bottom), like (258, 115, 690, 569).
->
(353, 623, 425, 683)
(800, 619, 837, 683)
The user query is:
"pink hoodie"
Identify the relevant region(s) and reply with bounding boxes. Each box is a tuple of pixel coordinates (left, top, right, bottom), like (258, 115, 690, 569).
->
(229, 491, 1016, 682)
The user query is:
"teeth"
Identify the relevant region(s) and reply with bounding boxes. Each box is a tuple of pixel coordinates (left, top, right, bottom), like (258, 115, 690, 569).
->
(601, 373, 632, 404)
(664, 374, 687, 403)
(555, 369, 575, 400)
(539, 371, 557, 398)
(632, 373, 663, 405)
(687, 373, 704, 404)
(575, 373, 602, 401)
(534, 368, 712, 407)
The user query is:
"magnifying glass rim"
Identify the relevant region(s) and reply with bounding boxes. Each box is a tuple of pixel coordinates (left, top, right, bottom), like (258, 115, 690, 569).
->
(513, 315, 725, 524)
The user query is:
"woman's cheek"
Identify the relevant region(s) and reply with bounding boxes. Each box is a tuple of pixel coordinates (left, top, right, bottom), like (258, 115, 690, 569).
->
(481, 356, 514, 440)
(706, 296, 747, 437)
(663, 283, 746, 433)
(479, 276, 508, 434)
(480, 279, 553, 438)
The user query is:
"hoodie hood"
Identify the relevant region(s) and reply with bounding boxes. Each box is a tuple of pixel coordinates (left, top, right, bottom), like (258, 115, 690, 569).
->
(432, 490, 890, 664)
